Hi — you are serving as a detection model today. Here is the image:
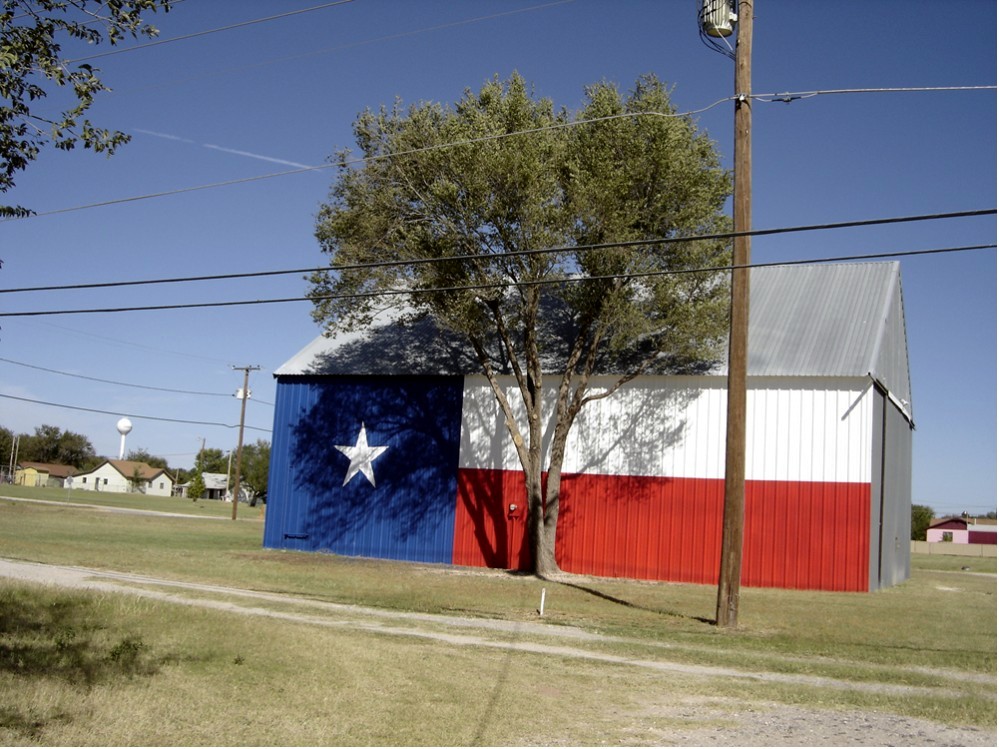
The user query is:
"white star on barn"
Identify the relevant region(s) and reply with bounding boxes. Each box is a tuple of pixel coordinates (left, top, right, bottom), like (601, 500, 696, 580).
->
(335, 423, 388, 487)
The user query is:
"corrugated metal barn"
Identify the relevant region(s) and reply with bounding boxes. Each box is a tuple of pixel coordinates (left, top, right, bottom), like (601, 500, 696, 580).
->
(264, 262, 914, 592)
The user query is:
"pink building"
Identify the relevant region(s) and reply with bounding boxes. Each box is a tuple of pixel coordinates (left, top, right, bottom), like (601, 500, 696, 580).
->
(926, 517, 998, 545)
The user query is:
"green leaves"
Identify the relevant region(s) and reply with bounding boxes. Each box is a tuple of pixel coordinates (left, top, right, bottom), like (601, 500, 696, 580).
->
(0, 0, 171, 214)
(312, 72, 732, 378)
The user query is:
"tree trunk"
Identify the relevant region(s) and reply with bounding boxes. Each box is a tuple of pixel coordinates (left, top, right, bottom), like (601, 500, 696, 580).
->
(535, 467, 561, 577)
(535, 510, 559, 576)
(535, 410, 573, 578)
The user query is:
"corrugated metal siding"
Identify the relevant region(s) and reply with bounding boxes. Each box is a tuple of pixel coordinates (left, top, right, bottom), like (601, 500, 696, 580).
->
(267, 361, 895, 591)
(559, 377, 728, 480)
(452, 469, 530, 569)
(556, 474, 723, 584)
(263, 375, 464, 563)
(461, 375, 873, 484)
(746, 262, 903, 380)
(878, 395, 912, 588)
(557, 477, 870, 590)
(746, 380, 873, 483)
(452, 374, 876, 591)
(743, 480, 870, 591)
(451, 470, 871, 591)
(262, 376, 302, 549)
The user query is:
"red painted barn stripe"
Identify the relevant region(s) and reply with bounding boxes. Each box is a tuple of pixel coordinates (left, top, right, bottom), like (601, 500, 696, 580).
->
(556, 474, 722, 584)
(453, 469, 530, 569)
(452, 469, 870, 591)
(743, 481, 870, 591)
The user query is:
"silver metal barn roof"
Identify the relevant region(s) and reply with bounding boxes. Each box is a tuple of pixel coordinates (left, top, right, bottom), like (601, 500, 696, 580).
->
(278, 261, 912, 415)
(743, 262, 912, 415)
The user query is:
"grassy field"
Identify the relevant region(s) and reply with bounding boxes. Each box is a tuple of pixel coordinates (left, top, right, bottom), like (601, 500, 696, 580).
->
(0, 488, 995, 745)
(0, 483, 251, 519)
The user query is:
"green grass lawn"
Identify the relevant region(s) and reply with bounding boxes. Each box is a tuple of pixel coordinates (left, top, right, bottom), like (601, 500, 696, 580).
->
(0, 489, 995, 745)
(0, 483, 252, 519)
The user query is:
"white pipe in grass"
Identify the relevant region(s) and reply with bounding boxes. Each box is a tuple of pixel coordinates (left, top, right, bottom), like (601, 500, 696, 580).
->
(539, 587, 546, 617)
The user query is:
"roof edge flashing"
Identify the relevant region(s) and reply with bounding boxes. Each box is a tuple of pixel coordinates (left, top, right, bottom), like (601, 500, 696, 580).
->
(870, 373, 915, 428)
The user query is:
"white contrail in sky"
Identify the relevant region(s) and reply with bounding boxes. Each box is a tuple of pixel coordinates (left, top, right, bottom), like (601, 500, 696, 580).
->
(202, 144, 314, 169)
(134, 129, 315, 169)
(134, 128, 195, 143)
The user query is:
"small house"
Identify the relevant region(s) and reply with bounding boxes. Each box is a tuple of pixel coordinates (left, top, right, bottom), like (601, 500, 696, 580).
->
(926, 517, 998, 545)
(14, 461, 77, 488)
(72, 459, 174, 496)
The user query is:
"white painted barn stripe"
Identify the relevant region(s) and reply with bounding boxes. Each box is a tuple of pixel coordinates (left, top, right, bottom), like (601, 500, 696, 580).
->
(459, 375, 873, 484)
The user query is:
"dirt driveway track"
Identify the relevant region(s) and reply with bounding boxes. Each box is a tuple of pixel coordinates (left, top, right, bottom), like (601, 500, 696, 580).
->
(2, 557, 995, 746)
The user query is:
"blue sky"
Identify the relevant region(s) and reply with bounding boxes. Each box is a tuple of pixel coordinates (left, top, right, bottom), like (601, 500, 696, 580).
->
(0, 0, 995, 517)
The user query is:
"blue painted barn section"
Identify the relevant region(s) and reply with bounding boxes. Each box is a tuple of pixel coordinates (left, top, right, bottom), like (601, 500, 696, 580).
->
(263, 374, 464, 563)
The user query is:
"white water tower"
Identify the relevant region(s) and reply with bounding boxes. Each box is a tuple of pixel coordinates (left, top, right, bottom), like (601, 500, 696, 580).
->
(116, 417, 133, 460)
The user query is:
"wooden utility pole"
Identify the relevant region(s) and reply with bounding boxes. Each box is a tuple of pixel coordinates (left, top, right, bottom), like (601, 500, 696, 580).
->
(230, 365, 260, 521)
(716, 0, 753, 628)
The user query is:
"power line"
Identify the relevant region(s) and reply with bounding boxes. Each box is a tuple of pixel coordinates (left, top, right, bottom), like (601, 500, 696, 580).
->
(16, 81, 991, 222)
(15, 319, 234, 366)
(752, 85, 996, 103)
(0, 355, 275, 406)
(0, 356, 231, 396)
(0, 357, 273, 408)
(115, 0, 578, 95)
(0, 242, 992, 319)
(0, 392, 272, 432)
(2, 105, 732, 220)
(3, 83, 991, 222)
(65, 1, 357, 63)
(10, 0, 189, 23)
(2, 208, 993, 296)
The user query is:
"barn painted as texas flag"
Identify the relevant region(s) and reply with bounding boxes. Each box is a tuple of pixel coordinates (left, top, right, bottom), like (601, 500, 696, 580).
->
(263, 262, 914, 592)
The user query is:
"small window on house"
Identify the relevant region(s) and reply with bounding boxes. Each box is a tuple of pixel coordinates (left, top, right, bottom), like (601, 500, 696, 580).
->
(103, 478, 108, 485)
(942, 532, 953, 542)
(82, 477, 87, 484)
(159, 482, 164, 489)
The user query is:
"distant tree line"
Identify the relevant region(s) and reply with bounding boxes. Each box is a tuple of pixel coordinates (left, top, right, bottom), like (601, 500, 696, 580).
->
(2, 424, 269, 502)
(1, 424, 99, 472)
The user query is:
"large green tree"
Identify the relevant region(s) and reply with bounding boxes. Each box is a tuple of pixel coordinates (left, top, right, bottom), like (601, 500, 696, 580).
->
(195, 447, 228, 475)
(236, 439, 269, 506)
(0, 425, 13, 468)
(126, 447, 168, 470)
(17, 423, 96, 467)
(1, 0, 172, 217)
(911, 504, 935, 541)
(309, 74, 732, 576)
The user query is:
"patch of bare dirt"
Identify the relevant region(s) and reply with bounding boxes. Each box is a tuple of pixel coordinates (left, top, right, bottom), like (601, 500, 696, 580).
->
(636, 698, 997, 747)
